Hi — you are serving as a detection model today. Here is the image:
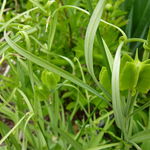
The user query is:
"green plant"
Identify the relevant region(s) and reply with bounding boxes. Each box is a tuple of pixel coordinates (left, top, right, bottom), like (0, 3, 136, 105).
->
(0, 0, 150, 150)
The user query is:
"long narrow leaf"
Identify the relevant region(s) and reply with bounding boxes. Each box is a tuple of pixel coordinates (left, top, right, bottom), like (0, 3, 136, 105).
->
(4, 31, 109, 105)
(130, 129, 150, 143)
(47, 14, 58, 51)
(0, 27, 37, 55)
(0, 113, 30, 145)
(84, 0, 110, 98)
(85, 0, 106, 76)
(58, 129, 83, 150)
(112, 42, 125, 130)
(87, 142, 120, 150)
(102, 39, 114, 72)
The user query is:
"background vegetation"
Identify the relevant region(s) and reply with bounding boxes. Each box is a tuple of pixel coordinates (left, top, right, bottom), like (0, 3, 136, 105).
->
(0, 0, 150, 149)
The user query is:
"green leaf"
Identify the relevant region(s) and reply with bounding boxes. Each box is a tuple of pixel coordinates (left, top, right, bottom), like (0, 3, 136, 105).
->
(0, 122, 21, 150)
(86, 142, 120, 150)
(58, 129, 83, 150)
(47, 14, 58, 51)
(102, 39, 114, 72)
(84, 0, 109, 96)
(137, 64, 150, 93)
(130, 129, 150, 143)
(120, 62, 139, 90)
(112, 42, 125, 130)
(0, 113, 30, 145)
(99, 67, 111, 93)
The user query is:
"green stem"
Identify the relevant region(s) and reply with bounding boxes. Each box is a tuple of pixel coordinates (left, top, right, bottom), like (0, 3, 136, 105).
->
(125, 38, 146, 43)
(143, 28, 150, 61)
(0, 0, 6, 21)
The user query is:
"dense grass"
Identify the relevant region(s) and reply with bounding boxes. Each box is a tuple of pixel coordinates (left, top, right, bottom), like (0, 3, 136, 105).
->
(0, 0, 150, 150)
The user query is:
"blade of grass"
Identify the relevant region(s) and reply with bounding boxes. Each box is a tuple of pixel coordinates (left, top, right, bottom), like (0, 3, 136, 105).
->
(102, 39, 114, 72)
(22, 112, 34, 150)
(47, 14, 58, 51)
(4, 31, 110, 105)
(0, 121, 21, 149)
(84, 0, 111, 99)
(58, 129, 83, 150)
(0, 112, 30, 145)
(130, 129, 150, 143)
(87, 142, 120, 150)
(112, 41, 125, 130)
(0, 0, 6, 21)
(129, 100, 150, 117)
(85, 0, 106, 77)
(17, 89, 34, 112)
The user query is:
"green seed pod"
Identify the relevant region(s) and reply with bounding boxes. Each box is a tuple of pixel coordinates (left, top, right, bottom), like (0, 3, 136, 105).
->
(105, 3, 113, 11)
(41, 70, 60, 90)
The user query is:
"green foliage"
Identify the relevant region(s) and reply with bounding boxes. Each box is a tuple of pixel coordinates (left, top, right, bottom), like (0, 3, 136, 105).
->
(0, 0, 150, 149)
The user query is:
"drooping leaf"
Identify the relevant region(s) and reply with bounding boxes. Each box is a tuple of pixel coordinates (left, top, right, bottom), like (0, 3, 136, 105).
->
(84, 0, 110, 98)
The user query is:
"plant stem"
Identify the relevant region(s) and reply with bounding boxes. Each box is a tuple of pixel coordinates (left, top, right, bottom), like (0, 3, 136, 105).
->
(125, 38, 146, 43)
(143, 28, 150, 60)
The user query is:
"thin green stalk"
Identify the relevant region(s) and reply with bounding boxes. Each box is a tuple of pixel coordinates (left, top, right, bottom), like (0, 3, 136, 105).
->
(87, 142, 120, 150)
(74, 57, 90, 113)
(0, 112, 30, 145)
(125, 38, 146, 43)
(0, 0, 7, 21)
